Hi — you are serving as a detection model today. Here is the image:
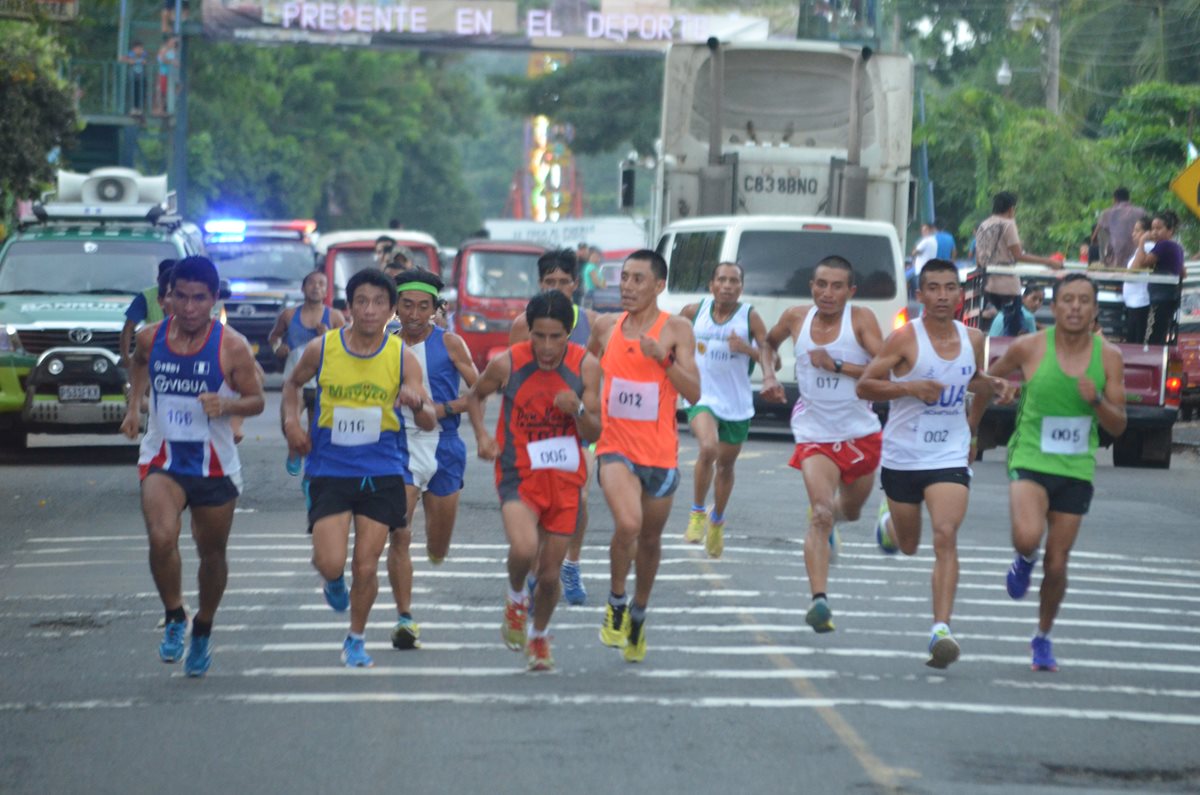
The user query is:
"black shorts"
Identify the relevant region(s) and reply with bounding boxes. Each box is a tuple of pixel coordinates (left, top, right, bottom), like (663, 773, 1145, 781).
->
(306, 475, 407, 530)
(1011, 469, 1094, 515)
(880, 466, 971, 505)
(144, 466, 240, 508)
(302, 387, 317, 416)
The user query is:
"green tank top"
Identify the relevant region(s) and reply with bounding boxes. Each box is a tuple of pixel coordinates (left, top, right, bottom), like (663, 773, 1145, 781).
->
(1007, 328, 1104, 482)
(143, 285, 164, 324)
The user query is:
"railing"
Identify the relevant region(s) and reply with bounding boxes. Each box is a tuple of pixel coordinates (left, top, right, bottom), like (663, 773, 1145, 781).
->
(61, 58, 175, 119)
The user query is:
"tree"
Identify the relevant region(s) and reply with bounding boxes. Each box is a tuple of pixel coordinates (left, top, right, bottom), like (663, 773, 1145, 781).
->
(0, 22, 78, 212)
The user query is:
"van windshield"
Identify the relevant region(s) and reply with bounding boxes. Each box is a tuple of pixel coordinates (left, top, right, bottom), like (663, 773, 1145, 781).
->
(207, 240, 315, 282)
(466, 250, 540, 299)
(668, 229, 897, 300)
(0, 239, 177, 294)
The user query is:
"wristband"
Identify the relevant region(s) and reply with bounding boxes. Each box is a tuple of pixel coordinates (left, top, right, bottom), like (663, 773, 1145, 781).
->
(576, 402, 586, 418)
(833, 358, 843, 374)
(443, 401, 457, 417)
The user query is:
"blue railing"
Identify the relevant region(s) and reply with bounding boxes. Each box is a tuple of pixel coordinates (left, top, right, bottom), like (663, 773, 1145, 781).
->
(62, 58, 175, 119)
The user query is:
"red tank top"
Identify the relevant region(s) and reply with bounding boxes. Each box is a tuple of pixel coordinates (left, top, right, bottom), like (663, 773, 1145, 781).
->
(596, 311, 679, 468)
(495, 341, 587, 486)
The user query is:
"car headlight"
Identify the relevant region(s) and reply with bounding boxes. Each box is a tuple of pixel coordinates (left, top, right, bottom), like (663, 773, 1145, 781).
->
(0, 324, 20, 353)
(47, 358, 64, 375)
(458, 312, 488, 333)
(93, 358, 110, 374)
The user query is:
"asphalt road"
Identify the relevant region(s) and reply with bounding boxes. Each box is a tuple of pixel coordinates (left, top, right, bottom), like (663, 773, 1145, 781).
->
(1, 389, 1198, 794)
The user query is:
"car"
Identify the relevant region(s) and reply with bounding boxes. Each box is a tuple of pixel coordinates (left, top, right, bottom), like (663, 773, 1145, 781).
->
(1177, 273, 1200, 420)
(0, 168, 203, 450)
(315, 229, 442, 309)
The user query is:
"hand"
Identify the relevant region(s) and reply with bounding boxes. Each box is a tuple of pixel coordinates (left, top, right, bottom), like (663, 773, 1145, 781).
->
(639, 334, 667, 364)
(395, 387, 424, 410)
(274, 342, 290, 360)
(1077, 378, 1100, 405)
(315, 323, 328, 335)
(727, 331, 754, 356)
(808, 348, 837, 372)
(476, 433, 498, 461)
(283, 417, 311, 455)
(991, 376, 1020, 405)
(553, 389, 582, 416)
(198, 392, 225, 418)
(760, 375, 786, 404)
(120, 410, 140, 440)
(907, 379, 946, 404)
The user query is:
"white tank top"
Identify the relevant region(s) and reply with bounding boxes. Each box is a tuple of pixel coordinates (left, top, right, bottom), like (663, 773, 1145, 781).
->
(882, 318, 976, 471)
(790, 304, 881, 443)
(690, 298, 754, 421)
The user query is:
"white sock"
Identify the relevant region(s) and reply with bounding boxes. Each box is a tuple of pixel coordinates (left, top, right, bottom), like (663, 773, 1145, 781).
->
(529, 626, 548, 639)
(931, 622, 950, 636)
(508, 587, 526, 606)
(348, 632, 364, 642)
(1035, 630, 1051, 640)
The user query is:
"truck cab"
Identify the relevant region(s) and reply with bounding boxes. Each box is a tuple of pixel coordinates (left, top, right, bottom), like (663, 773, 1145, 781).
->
(315, 229, 442, 309)
(451, 239, 545, 371)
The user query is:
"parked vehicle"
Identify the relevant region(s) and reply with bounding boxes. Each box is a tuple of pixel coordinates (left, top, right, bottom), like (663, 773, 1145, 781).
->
(315, 229, 441, 309)
(450, 239, 545, 371)
(1176, 273, 1200, 420)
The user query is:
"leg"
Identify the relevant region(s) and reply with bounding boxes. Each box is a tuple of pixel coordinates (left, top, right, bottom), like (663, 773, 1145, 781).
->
(386, 484, 421, 615)
(311, 512, 352, 581)
(886, 498, 923, 556)
(689, 410, 719, 509)
(188, 500, 236, 625)
(140, 473, 187, 613)
(347, 515, 390, 635)
(566, 448, 593, 562)
(799, 454, 842, 597)
(600, 461, 644, 598)
(561, 453, 590, 605)
(423, 490, 460, 563)
(837, 469, 876, 523)
(631, 493, 673, 608)
(502, 500, 540, 594)
(1038, 512, 1083, 634)
(923, 483, 969, 625)
(1009, 479, 1049, 559)
(532, 531, 571, 632)
(711, 441, 742, 518)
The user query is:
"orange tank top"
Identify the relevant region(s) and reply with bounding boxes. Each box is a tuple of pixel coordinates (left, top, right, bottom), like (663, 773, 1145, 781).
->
(596, 311, 679, 468)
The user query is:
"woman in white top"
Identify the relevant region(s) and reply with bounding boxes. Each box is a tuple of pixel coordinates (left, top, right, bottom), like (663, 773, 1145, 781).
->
(1122, 214, 1153, 344)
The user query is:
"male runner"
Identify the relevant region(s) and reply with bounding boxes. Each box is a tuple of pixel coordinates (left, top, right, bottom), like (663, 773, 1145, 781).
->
(763, 256, 884, 633)
(120, 256, 265, 677)
(387, 270, 478, 650)
(986, 273, 1126, 671)
(589, 250, 700, 662)
(857, 258, 1011, 668)
(282, 268, 436, 668)
(469, 290, 602, 670)
(510, 248, 597, 604)
(680, 261, 772, 558)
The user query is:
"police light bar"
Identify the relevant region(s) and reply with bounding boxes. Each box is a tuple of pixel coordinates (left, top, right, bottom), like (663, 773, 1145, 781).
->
(205, 219, 247, 235)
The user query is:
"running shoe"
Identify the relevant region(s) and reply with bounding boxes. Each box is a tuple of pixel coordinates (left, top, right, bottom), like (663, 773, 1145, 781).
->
(685, 510, 706, 543)
(184, 635, 211, 677)
(1006, 553, 1037, 600)
(427, 553, 445, 565)
(705, 511, 725, 559)
(502, 599, 527, 651)
(159, 619, 187, 663)
(1031, 636, 1058, 672)
(875, 503, 897, 555)
(285, 452, 303, 476)
(391, 616, 421, 650)
(342, 635, 373, 668)
(600, 602, 629, 648)
(526, 636, 555, 672)
(624, 617, 647, 663)
(926, 627, 961, 669)
(805, 598, 835, 634)
(561, 560, 587, 606)
(323, 575, 350, 612)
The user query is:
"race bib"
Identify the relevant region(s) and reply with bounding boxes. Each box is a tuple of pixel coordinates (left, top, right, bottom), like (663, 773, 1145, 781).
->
(1041, 416, 1091, 455)
(331, 406, 382, 446)
(607, 377, 659, 421)
(157, 394, 208, 442)
(805, 366, 856, 401)
(916, 411, 961, 451)
(527, 435, 581, 472)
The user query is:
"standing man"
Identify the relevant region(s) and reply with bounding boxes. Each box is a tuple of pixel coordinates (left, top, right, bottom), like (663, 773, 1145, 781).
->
(987, 274, 1126, 671)
(374, 235, 396, 268)
(974, 192, 1063, 321)
(1132, 210, 1185, 345)
(680, 261, 773, 558)
(387, 270, 478, 650)
(763, 256, 884, 633)
(468, 291, 603, 670)
(857, 259, 1010, 668)
(580, 246, 607, 308)
(1092, 187, 1145, 269)
(589, 250, 700, 662)
(282, 269, 436, 668)
(933, 220, 957, 261)
(120, 256, 265, 677)
(510, 249, 597, 605)
(910, 223, 939, 291)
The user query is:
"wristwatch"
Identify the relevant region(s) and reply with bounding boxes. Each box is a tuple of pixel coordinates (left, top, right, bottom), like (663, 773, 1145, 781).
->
(1090, 394, 1103, 408)
(833, 358, 844, 373)
(575, 402, 586, 418)
(442, 402, 457, 417)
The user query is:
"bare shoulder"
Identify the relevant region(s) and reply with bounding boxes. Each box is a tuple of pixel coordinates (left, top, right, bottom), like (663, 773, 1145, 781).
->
(850, 305, 880, 328)
(592, 312, 620, 335)
(965, 325, 986, 346)
(664, 313, 695, 336)
(1101, 338, 1125, 364)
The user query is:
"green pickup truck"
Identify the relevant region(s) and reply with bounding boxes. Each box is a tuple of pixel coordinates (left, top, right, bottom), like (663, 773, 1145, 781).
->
(0, 168, 203, 450)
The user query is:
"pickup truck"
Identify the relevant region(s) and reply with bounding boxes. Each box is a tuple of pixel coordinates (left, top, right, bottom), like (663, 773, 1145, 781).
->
(966, 266, 1184, 469)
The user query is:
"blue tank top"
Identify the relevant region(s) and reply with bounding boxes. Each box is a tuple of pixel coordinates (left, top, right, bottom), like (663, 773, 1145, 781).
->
(286, 306, 331, 350)
(416, 327, 462, 433)
(569, 305, 590, 346)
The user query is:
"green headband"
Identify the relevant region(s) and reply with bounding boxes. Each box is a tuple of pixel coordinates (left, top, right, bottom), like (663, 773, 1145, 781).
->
(396, 281, 440, 298)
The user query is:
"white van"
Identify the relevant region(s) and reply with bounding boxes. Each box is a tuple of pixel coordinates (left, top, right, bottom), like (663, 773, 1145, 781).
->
(655, 215, 908, 420)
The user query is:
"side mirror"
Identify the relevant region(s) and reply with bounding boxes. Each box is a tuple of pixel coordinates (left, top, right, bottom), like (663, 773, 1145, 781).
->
(218, 278, 232, 300)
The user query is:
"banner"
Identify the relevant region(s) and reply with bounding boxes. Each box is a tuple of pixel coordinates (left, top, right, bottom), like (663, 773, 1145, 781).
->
(201, 0, 769, 51)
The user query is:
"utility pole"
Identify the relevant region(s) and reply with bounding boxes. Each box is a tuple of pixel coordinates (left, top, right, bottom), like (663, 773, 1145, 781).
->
(1044, 0, 1060, 115)
(169, 0, 188, 216)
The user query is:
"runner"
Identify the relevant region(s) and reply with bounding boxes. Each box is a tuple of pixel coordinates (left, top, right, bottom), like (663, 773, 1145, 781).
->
(589, 249, 700, 662)
(387, 270, 479, 651)
(762, 255, 884, 633)
(985, 273, 1126, 671)
(680, 261, 773, 558)
(509, 248, 597, 605)
(120, 255, 265, 677)
(282, 268, 436, 668)
(857, 258, 1011, 668)
(468, 290, 602, 670)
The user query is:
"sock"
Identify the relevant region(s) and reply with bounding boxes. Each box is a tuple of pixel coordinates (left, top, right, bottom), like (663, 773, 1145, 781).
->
(508, 587, 527, 606)
(562, 558, 579, 569)
(931, 622, 950, 636)
(691, 503, 705, 514)
(710, 510, 724, 523)
(1022, 552, 1037, 563)
(608, 591, 627, 609)
(348, 632, 365, 642)
(191, 618, 212, 638)
(1035, 630, 1051, 640)
(629, 602, 647, 624)
(165, 606, 186, 624)
(812, 592, 827, 603)
(398, 611, 413, 623)
(529, 626, 548, 639)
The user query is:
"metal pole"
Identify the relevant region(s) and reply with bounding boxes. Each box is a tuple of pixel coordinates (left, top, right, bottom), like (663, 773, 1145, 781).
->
(1044, 0, 1060, 115)
(170, 0, 188, 216)
(918, 84, 933, 224)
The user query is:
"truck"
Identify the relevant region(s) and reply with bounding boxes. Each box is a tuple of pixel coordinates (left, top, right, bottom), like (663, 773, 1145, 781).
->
(650, 39, 914, 417)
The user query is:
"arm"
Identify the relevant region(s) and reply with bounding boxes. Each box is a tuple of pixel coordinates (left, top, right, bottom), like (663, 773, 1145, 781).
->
(119, 319, 137, 370)
(747, 308, 782, 401)
(1131, 234, 1157, 270)
(552, 352, 603, 443)
(329, 309, 346, 329)
(1078, 344, 1127, 437)
(267, 308, 293, 360)
(640, 317, 701, 405)
(587, 313, 616, 358)
(200, 331, 266, 420)
(856, 326, 945, 403)
(281, 338, 322, 454)
(679, 302, 700, 322)
(766, 306, 802, 351)
(812, 308, 883, 380)
(509, 313, 529, 346)
(438, 333, 480, 418)
(1011, 242, 1062, 269)
(466, 354, 509, 460)
(119, 326, 156, 439)
(398, 347, 437, 431)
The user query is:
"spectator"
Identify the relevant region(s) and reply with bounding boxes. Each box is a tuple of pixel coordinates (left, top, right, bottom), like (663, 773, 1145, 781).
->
(154, 35, 178, 116)
(384, 249, 413, 279)
(1133, 210, 1185, 344)
(1122, 215, 1154, 344)
(374, 235, 395, 267)
(580, 245, 607, 306)
(911, 222, 938, 280)
(388, 218, 403, 230)
(120, 259, 174, 369)
(161, 0, 190, 34)
(989, 284, 1042, 337)
(120, 40, 147, 117)
(973, 191, 1062, 321)
(1093, 187, 1145, 269)
(933, 219, 957, 260)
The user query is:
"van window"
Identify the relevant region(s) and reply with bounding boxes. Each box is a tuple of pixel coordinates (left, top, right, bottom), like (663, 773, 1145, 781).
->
(736, 231, 897, 299)
(667, 231, 725, 292)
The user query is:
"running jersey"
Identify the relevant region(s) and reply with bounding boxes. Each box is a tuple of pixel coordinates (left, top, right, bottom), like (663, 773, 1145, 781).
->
(306, 328, 408, 478)
(690, 298, 754, 421)
(138, 319, 240, 479)
(495, 341, 587, 491)
(399, 326, 462, 435)
(791, 304, 880, 443)
(569, 304, 591, 346)
(142, 285, 164, 324)
(286, 305, 331, 350)
(882, 318, 975, 471)
(596, 311, 680, 468)
(1007, 329, 1104, 482)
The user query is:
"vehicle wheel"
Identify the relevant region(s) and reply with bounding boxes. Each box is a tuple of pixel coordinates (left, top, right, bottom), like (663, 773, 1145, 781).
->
(1139, 428, 1172, 469)
(1111, 433, 1140, 468)
(0, 428, 27, 451)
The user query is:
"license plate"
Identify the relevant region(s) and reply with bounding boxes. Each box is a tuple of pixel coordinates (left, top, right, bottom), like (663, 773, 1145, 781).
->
(58, 384, 101, 402)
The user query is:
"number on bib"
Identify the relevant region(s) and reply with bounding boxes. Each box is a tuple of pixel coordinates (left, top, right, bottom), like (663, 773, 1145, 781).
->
(607, 377, 659, 421)
(331, 406, 382, 446)
(805, 366, 856, 400)
(1040, 416, 1091, 455)
(527, 436, 581, 472)
(156, 394, 208, 442)
(916, 411, 961, 451)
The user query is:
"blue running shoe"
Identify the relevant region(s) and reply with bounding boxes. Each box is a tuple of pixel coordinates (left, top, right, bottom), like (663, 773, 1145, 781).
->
(159, 619, 187, 663)
(561, 560, 587, 606)
(1031, 636, 1058, 672)
(1006, 553, 1037, 600)
(323, 575, 350, 612)
(342, 635, 373, 668)
(184, 635, 211, 677)
(875, 503, 897, 555)
(285, 452, 303, 476)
